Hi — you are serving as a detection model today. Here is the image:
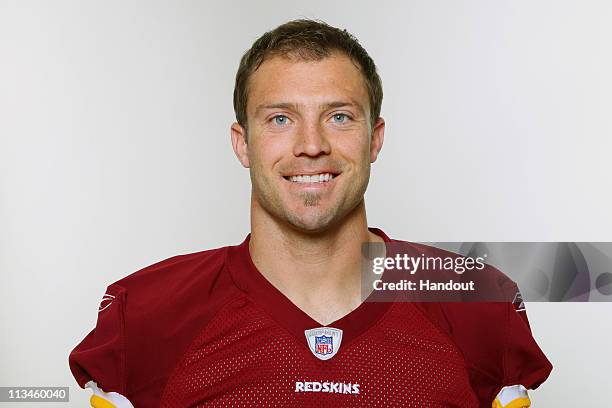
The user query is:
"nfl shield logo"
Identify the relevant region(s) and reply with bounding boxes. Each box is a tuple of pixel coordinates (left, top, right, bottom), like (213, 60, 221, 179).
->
(305, 327, 343, 361)
(315, 335, 333, 355)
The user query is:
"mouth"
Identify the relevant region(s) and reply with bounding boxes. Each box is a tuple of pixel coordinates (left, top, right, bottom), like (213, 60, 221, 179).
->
(281, 172, 341, 185)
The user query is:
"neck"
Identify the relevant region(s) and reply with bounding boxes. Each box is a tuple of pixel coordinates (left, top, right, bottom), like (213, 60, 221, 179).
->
(249, 198, 384, 325)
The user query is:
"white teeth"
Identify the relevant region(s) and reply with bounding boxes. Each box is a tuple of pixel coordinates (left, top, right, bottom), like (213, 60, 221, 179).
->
(288, 173, 335, 183)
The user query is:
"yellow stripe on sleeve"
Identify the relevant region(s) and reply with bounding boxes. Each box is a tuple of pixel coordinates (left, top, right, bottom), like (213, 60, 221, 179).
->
(90, 394, 117, 408)
(84, 381, 134, 408)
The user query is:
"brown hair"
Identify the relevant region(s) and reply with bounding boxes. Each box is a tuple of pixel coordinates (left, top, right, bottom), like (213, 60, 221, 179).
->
(233, 19, 383, 135)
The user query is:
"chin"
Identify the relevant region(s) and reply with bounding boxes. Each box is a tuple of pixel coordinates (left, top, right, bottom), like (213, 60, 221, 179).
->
(284, 213, 337, 234)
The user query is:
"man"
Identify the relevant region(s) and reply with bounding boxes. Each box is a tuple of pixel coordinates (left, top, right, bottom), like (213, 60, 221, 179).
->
(69, 19, 552, 407)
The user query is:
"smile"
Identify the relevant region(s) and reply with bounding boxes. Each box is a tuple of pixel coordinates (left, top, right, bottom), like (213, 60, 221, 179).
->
(283, 173, 337, 184)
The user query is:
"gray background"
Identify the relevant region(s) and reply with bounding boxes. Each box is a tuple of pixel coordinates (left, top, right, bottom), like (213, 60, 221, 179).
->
(1, 1, 611, 406)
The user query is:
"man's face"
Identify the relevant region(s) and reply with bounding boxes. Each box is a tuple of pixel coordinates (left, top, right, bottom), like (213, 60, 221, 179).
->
(231, 52, 384, 233)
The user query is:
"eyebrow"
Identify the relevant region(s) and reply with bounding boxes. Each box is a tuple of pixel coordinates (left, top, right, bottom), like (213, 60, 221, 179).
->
(254, 100, 366, 116)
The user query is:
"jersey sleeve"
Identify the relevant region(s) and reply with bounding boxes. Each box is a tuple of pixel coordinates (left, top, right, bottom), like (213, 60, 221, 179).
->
(417, 286, 553, 405)
(489, 277, 553, 399)
(69, 283, 128, 395)
(498, 299, 553, 393)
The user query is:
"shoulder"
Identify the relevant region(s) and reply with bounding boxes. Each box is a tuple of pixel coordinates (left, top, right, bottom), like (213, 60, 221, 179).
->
(388, 241, 552, 403)
(97, 243, 241, 354)
(111, 244, 229, 292)
(77, 244, 243, 403)
(103, 245, 236, 311)
(389, 239, 528, 332)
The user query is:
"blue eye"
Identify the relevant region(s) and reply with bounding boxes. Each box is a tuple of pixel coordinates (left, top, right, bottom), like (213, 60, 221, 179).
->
(332, 113, 349, 123)
(273, 115, 289, 126)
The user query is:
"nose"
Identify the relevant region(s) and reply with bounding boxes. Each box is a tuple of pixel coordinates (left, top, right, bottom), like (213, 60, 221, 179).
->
(293, 121, 331, 157)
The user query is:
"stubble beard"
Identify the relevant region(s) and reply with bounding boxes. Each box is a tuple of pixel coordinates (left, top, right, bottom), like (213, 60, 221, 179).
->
(252, 165, 370, 233)
(254, 183, 337, 232)
(301, 191, 321, 207)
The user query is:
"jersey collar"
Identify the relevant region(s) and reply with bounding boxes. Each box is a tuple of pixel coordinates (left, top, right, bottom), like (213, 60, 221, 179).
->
(226, 227, 398, 354)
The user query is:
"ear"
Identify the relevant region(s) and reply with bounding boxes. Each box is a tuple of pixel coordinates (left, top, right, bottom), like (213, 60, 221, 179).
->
(369, 117, 385, 163)
(231, 122, 250, 168)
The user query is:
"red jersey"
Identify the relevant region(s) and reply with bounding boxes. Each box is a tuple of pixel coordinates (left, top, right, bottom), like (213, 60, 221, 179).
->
(69, 227, 552, 407)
